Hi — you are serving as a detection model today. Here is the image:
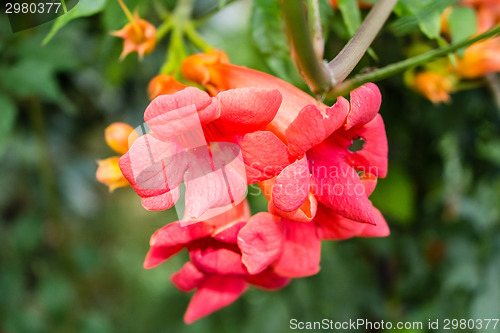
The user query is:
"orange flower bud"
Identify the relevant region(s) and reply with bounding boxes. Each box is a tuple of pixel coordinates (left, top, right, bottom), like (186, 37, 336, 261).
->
(105, 122, 138, 155)
(456, 38, 500, 78)
(181, 50, 230, 95)
(147, 74, 188, 100)
(96, 156, 130, 192)
(440, 7, 452, 37)
(111, 11, 156, 60)
(413, 71, 455, 104)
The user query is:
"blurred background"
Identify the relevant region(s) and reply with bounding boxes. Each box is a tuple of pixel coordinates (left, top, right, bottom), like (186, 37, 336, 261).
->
(1, 0, 500, 332)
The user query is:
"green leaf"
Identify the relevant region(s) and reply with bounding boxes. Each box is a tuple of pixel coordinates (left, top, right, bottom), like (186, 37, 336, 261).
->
(250, 0, 303, 83)
(471, 256, 500, 319)
(417, 11, 441, 39)
(0, 95, 17, 157)
(43, 0, 108, 45)
(250, 0, 289, 57)
(448, 6, 477, 56)
(338, 0, 361, 36)
(0, 60, 60, 100)
(391, 0, 460, 38)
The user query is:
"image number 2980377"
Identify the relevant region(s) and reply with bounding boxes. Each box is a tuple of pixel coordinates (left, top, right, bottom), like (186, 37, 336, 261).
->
(5, 0, 79, 33)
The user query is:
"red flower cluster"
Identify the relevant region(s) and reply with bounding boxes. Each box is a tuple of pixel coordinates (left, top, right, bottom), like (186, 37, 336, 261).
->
(118, 51, 389, 323)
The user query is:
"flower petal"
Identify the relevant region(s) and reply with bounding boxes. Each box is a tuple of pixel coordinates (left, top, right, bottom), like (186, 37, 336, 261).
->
(190, 246, 248, 275)
(183, 144, 247, 220)
(272, 156, 310, 212)
(308, 146, 376, 224)
(234, 131, 291, 184)
(360, 207, 390, 238)
(345, 83, 381, 130)
(316, 203, 390, 240)
(119, 134, 187, 198)
(211, 221, 246, 244)
(268, 191, 318, 223)
(184, 275, 247, 324)
(144, 222, 214, 269)
(272, 219, 321, 278)
(247, 268, 291, 290)
(315, 204, 364, 240)
(204, 200, 251, 229)
(171, 262, 205, 292)
(285, 97, 349, 156)
(144, 87, 219, 128)
(360, 172, 377, 197)
(237, 213, 284, 275)
(141, 187, 180, 211)
(212, 88, 282, 136)
(343, 114, 388, 178)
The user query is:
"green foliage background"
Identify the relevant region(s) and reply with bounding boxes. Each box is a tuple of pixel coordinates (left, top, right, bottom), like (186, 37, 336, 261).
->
(1, 0, 500, 332)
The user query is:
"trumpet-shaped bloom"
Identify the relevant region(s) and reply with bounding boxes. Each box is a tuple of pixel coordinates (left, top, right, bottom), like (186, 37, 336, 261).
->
(132, 51, 390, 323)
(181, 52, 387, 224)
(144, 201, 291, 323)
(119, 86, 295, 221)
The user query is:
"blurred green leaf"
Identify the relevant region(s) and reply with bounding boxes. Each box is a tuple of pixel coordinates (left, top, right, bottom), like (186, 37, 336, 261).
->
(78, 312, 112, 333)
(448, 6, 477, 56)
(0, 94, 17, 157)
(36, 274, 75, 318)
(250, 0, 301, 83)
(338, 0, 361, 36)
(250, 0, 289, 58)
(391, 0, 459, 38)
(1, 59, 60, 100)
(9, 213, 42, 256)
(471, 256, 500, 319)
(318, 0, 334, 41)
(43, 0, 108, 44)
(417, 12, 441, 39)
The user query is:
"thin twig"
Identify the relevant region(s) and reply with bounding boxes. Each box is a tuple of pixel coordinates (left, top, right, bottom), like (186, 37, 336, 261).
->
(327, 0, 398, 85)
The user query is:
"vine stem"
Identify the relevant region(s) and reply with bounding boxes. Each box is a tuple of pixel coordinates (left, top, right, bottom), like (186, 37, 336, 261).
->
(160, 0, 195, 75)
(156, 19, 173, 41)
(185, 23, 213, 52)
(281, 0, 332, 94)
(116, 0, 142, 36)
(328, 0, 398, 85)
(60, 0, 67, 12)
(326, 25, 500, 99)
(282, 0, 397, 95)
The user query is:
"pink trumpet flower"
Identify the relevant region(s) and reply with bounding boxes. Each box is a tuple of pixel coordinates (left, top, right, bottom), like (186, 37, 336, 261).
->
(118, 87, 294, 222)
(144, 201, 291, 323)
(181, 52, 388, 227)
(123, 50, 390, 323)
